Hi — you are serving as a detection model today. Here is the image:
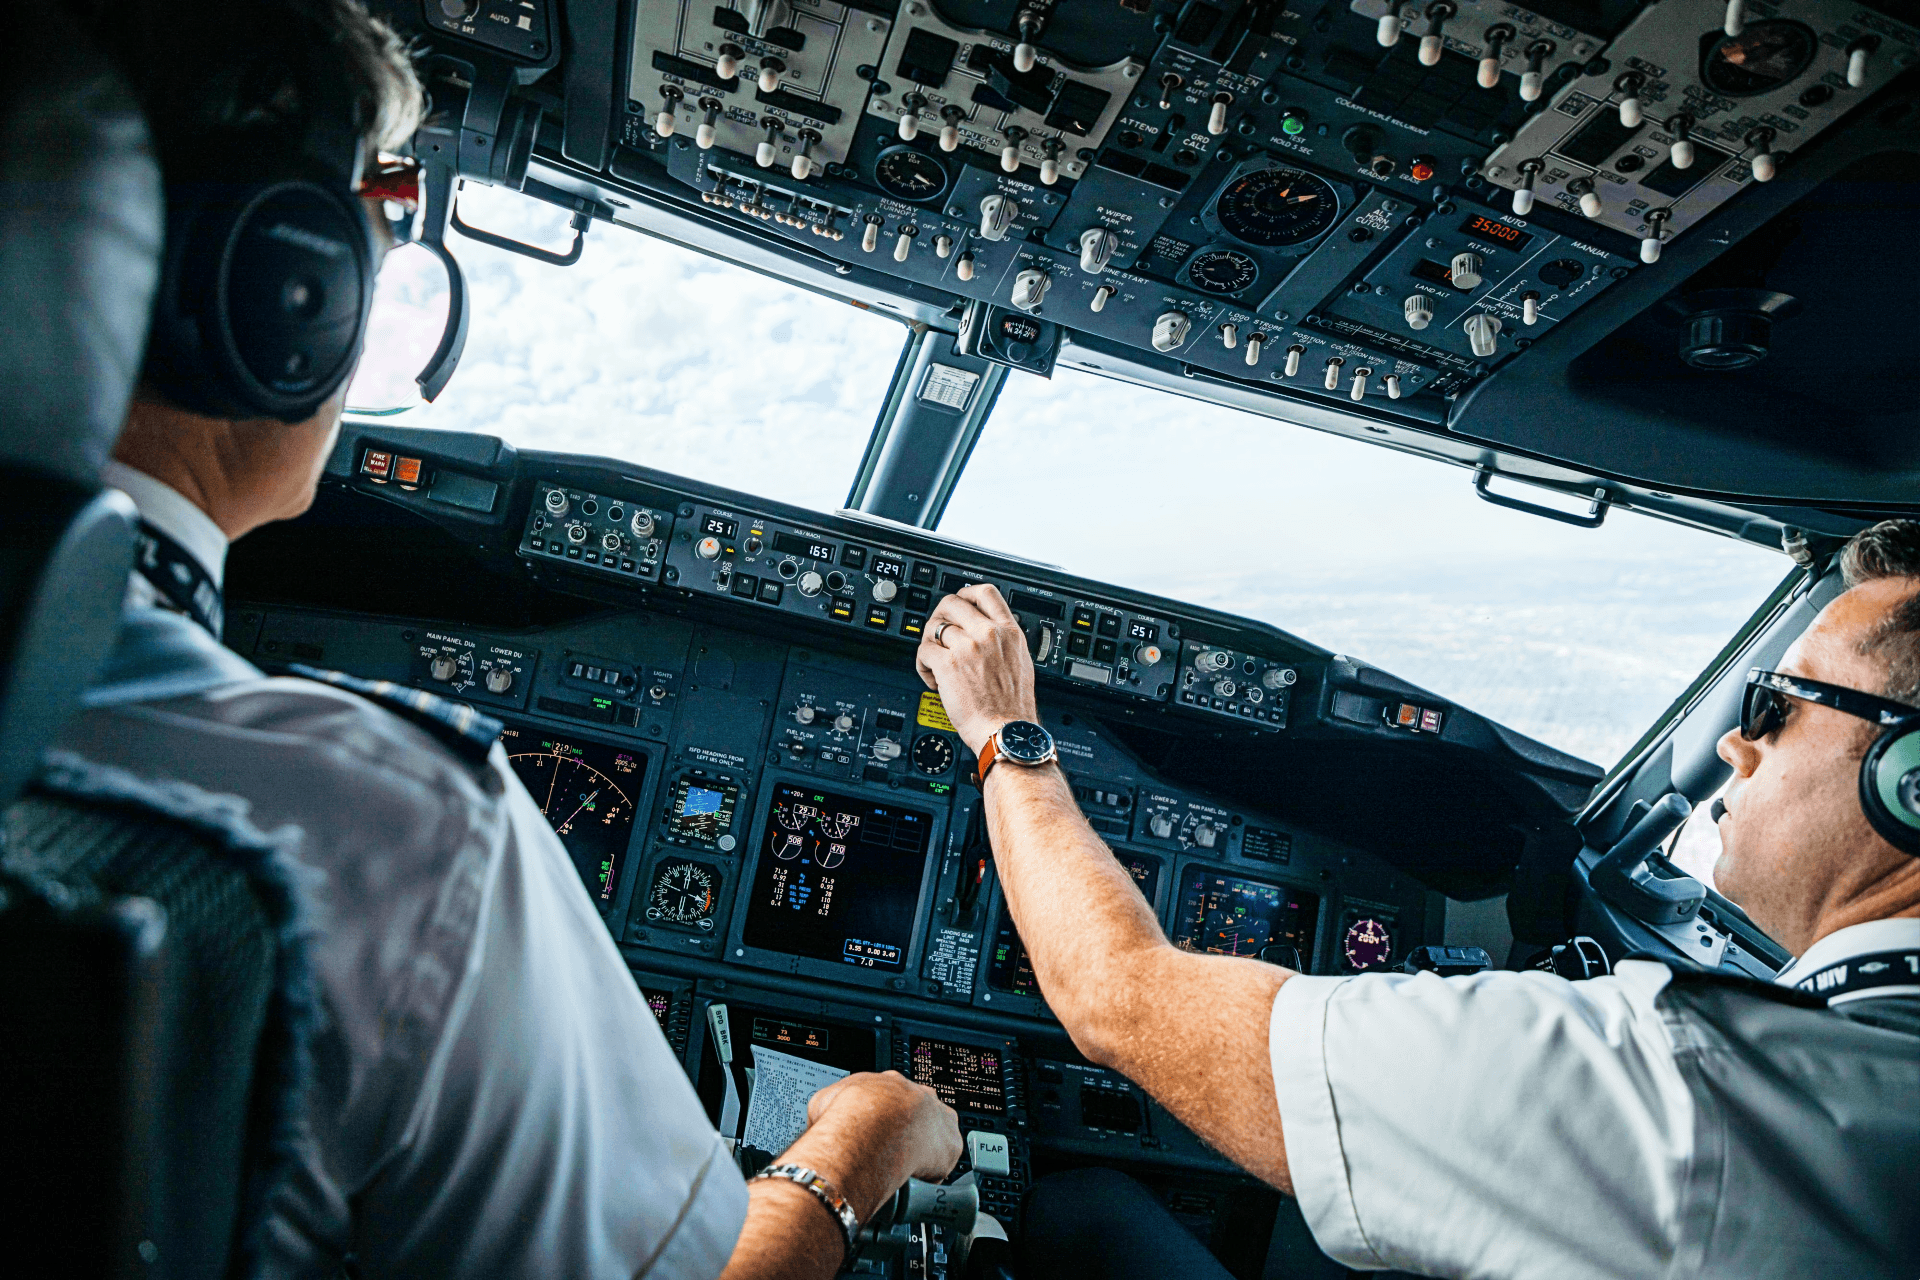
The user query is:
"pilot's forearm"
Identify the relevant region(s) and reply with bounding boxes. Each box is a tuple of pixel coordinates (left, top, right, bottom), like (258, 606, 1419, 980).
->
(717, 1114, 905, 1280)
(982, 760, 1171, 1057)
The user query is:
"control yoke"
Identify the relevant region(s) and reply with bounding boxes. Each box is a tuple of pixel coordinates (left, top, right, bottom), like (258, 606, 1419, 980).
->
(1589, 793, 1707, 925)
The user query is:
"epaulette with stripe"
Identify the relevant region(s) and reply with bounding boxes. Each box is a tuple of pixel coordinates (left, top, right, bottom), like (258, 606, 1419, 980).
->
(289, 664, 503, 768)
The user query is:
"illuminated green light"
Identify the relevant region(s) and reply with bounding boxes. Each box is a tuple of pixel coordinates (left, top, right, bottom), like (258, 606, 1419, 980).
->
(1281, 113, 1307, 136)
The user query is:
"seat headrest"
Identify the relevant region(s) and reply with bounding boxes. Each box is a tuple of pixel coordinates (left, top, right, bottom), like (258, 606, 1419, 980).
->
(0, 1, 162, 488)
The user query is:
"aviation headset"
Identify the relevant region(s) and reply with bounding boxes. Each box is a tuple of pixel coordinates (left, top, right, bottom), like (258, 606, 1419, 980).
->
(142, 50, 378, 424)
(1860, 718, 1920, 856)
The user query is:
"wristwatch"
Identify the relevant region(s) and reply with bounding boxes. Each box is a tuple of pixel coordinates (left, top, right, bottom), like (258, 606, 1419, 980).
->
(976, 719, 1058, 785)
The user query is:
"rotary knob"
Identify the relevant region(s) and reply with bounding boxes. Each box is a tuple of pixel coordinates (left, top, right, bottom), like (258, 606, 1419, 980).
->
(795, 703, 817, 723)
(429, 654, 459, 682)
(1465, 312, 1502, 358)
(1078, 227, 1118, 274)
(1148, 812, 1176, 839)
(798, 570, 824, 596)
(630, 509, 655, 538)
(833, 712, 856, 734)
(1213, 677, 1238, 699)
(873, 738, 902, 762)
(1134, 642, 1163, 666)
(1261, 666, 1297, 690)
(543, 488, 570, 517)
(872, 578, 899, 603)
(1010, 268, 1051, 313)
(1193, 823, 1219, 848)
(1151, 310, 1190, 352)
(696, 535, 722, 558)
(1449, 252, 1483, 289)
(1195, 649, 1232, 672)
(484, 666, 514, 694)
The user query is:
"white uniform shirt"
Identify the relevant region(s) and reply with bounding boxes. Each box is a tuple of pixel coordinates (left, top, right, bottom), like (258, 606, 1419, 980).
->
(1270, 917, 1920, 1278)
(62, 468, 749, 1277)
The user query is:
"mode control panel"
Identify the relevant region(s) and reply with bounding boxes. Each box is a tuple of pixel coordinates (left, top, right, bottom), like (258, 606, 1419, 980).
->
(1178, 640, 1295, 730)
(522, 484, 675, 580)
(776, 664, 963, 798)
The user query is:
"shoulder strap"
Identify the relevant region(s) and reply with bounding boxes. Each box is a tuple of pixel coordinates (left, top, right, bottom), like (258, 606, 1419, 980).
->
(1624, 951, 1829, 1009)
(287, 664, 502, 768)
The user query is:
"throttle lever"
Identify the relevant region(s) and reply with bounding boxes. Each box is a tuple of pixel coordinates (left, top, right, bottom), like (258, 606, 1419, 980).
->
(1589, 793, 1706, 925)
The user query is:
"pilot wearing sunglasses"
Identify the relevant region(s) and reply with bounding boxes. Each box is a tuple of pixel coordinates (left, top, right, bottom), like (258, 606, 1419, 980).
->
(918, 521, 1920, 1280)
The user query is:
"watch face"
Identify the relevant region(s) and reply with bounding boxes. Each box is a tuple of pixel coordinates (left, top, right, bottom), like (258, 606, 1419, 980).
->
(997, 720, 1054, 763)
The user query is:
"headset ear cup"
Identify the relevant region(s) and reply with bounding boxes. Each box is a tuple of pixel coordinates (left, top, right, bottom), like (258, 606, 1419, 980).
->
(1859, 716, 1920, 857)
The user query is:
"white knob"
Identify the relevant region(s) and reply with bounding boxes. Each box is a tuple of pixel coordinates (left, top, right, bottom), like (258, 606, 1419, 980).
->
(894, 230, 913, 262)
(1578, 188, 1603, 218)
(1639, 211, 1669, 264)
(833, 712, 856, 733)
(1245, 331, 1264, 366)
(940, 121, 960, 152)
(1465, 312, 1502, 357)
(1208, 95, 1230, 136)
(935, 234, 953, 259)
(1477, 53, 1501, 88)
(430, 654, 459, 682)
(1522, 292, 1540, 325)
(1135, 643, 1163, 666)
(1404, 294, 1432, 330)
(1219, 322, 1238, 349)
(898, 110, 918, 141)
(1847, 41, 1873, 89)
(1724, 0, 1745, 38)
(1513, 186, 1535, 215)
(1284, 345, 1303, 377)
(1261, 667, 1294, 690)
(630, 509, 655, 537)
(795, 703, 816, 723)
(759, 61, 783, 93)
(1000, 143, 1021, 173)
(654, 109, 676, 138)
(697, 535, 722, 559)
(1377, 9, 1403, 47)
(1450, 252, 1483, 289)
(1751, 151, 1776, 182)
(1640, 236, 1662, 264)
(1420, 33, 1444, 65)
(1620, 94, 1642, 127)
(755, 139, 777, 168)
(1039, 153, 1060, 185)
(861, 220, 880, 253)
(1010, 268, 1050, 312)
(956, 252, 976, 281)
(1350, 367, 1370, 400)
(1090, 284, 1115, 312)
(872, 578, 898, 602)
(1385, 373, 1402, 399)
(716, 46, 742, 79)
(1151, 310, 1190, 351)
(1671, 137, 1694, 169)
(1520, 69, 1544, 101)
(798, 570, 824, 595)
(978, 194, 1014, 241)
(1013, 41, 1037, 73)
(791, 151, 814, 180)
(873, 738, 902, 761)
(696, 121, 717, 149)
(1078, 227, 1118, 274)
(1211, 677, 1236, 698)
(1322, 356, 1343, 390)
(1194, 822, 1218, 847)
(544, 488, 570, 517)
(485, 666, 514, 694)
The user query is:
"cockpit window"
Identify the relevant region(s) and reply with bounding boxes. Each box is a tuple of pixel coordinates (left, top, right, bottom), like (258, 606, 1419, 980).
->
(345, 185, 911, 512)
(940, 367, 1790, 767)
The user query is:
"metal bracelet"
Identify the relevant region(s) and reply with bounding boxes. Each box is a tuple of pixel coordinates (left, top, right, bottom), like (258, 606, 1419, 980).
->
(751, 1163, 862, 1266)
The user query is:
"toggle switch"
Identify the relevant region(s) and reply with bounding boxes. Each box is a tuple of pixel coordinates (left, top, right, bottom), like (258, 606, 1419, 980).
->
(755, 118, 782, 168)
(654, 86, 682, 138)
(1450, 252, 1483, 289)
(758, 58, 785, 93)
(939, 106, 965, 153)
(716, 43, 744, 80)
(1521, 290, 1540, 326)
(1404, 294, 1433, 330)
(696, 99, 722, 150)
(1385, 373, 1402, 399)
(1208, 93, 1232, 136)
(898, 95, 923, 141)
(1014, 9, 1041, 74)
(1090, 284, 1115, 311)
(1350, 366, 1372, 400)
(1668, 114, 1696, 169)
(861, 219, 880, 253)
(934, 234, 953, 258)
(1847, 37, 1876, 89)
(1157, 72, 1182, 111)
(1245, 331, 1264, 366)
(1323, 355, 1344, 390)
(1219, 322, 1238, 349)
(1010, 268, 1050, 312)
(1615, 72, 1644, 127)
(978, 193, 1015, 241)
(1151, 310, 1191, 352)
(1746, 127, 1777, 182)
(1078, 227, 1118, 274)
(1512, 158, 1541, 216)
(1478, 23, 1513, 88)
(1376, 2, 1407, 47)
(1000, 126, 1027, 174)
(1419, 1, 1455, 67)
(1519, 39, 1554, 102)
(1284, 344, 1303, 377)
(790, 129, 819, 180)
(1570, 176, 1602, 218)
(893, 226, 916, 262)
(1724, 0, 1746, 38)
(1464, 312, 1502, 357)
(956, 251, 977, 281)
(1639, 208, 1670, 264)
(1040, 138, 1065, 186)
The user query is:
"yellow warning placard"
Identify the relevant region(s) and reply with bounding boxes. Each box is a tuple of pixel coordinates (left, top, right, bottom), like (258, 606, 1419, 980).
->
(917, 691, 955, 731)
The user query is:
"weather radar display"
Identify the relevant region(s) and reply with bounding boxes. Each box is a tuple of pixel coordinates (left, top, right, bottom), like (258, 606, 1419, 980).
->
(499, 721, 644, 904)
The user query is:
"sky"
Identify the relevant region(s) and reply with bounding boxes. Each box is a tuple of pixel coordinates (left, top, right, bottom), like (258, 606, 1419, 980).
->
(350, 185, 1790, 770)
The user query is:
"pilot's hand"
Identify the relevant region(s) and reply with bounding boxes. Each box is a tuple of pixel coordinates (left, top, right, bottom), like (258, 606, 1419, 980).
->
(806, 1070, 963, 1184)
(915, 584, 1039, 757)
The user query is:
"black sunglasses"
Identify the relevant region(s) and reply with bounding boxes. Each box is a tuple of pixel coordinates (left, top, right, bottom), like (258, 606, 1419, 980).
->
(1740, 668, 1918, 740)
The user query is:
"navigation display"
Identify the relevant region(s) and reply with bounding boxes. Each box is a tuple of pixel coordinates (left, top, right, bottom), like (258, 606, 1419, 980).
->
(909, 1037, 1006, 1115)
(742, 785, 933, 971)
(498, 720, 644, 905)
(989, 851, 1161, 996)
(1173, 871, 1318, 960)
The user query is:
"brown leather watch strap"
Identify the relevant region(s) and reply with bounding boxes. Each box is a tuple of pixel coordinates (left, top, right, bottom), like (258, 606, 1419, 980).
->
(975, 732, 1000, 787)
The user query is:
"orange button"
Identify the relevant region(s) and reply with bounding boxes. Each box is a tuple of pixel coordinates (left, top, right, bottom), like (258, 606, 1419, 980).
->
(394, 456, 423, 486)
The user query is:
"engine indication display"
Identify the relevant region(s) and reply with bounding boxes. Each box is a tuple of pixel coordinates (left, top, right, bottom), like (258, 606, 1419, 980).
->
(499, 721, 645, 905)
(743, 785, 933, 971)
(1214, 166, 1339, 248)
(909, 1037, 1006, 1115)
(647, 857, 720, 928)
(1173, 871, 1318, 961)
